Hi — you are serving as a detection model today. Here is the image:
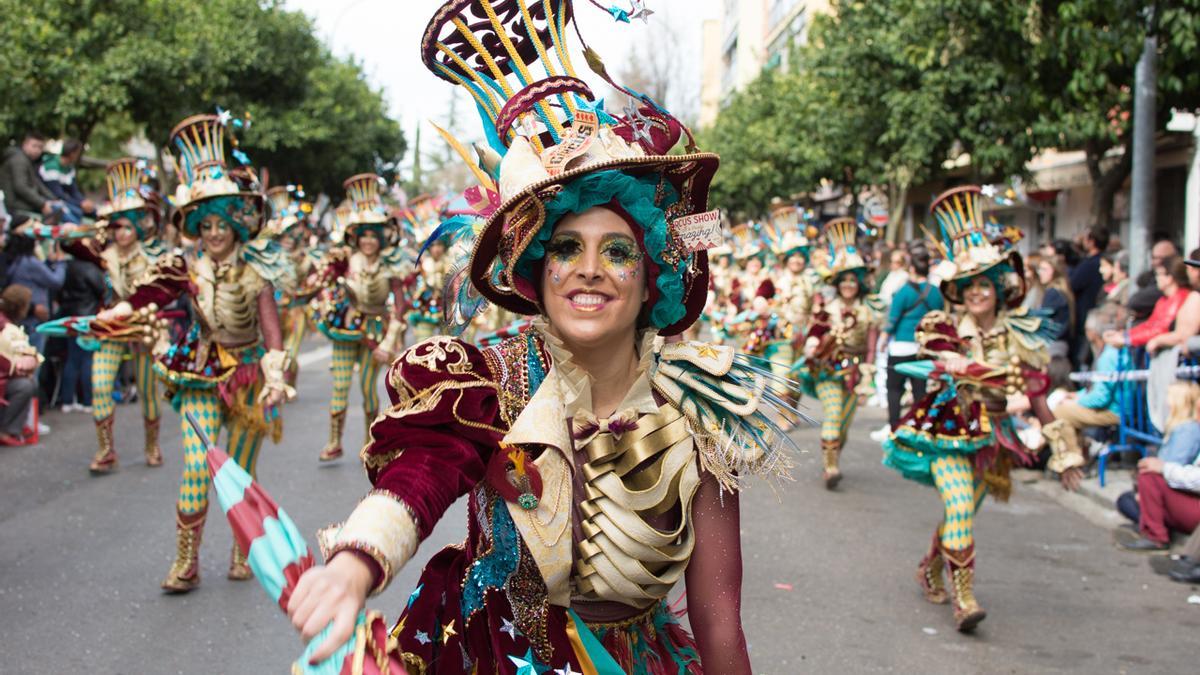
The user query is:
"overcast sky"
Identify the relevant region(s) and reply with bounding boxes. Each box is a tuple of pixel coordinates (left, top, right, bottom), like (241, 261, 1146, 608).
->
(287, 0, 722, 172)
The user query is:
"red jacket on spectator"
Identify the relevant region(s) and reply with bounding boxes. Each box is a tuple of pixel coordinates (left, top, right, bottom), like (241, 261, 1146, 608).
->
(1128, 287, 1192, 347)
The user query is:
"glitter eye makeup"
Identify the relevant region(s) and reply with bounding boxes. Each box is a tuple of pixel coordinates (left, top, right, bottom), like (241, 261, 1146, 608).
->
(546, 233, 584, 266)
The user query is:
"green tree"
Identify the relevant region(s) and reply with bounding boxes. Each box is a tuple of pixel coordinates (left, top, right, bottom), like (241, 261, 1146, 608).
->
(1028, 0, 1200, 228)
(0, 0, 404, 199)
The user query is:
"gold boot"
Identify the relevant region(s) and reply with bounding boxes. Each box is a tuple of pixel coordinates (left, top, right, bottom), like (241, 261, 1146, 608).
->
(916, 532, 948, 604)
(162, 509, 206, 593)
(319, 410, 346, 461)
(89, 415, 118, 475)
(943, 544, 986, 632)
(144, 417, 163, 467)
(821, 439, 841, 489)
(228, 542, 252, 581)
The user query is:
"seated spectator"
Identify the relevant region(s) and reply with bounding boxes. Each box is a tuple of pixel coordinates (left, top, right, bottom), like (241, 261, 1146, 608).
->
(38, 139, 94, 224)
(1119, 434, 1200, 551)
(1163, 524, 1200, 583)
(4, 233, 65, 353)
(0, 285, 42, 446)
(1042, 314, 1122, 462)
(1116, 382, 1200, 531)
(1105, 260, 1196, 349)
(1127, 240, 1180, 321)
(0, 132, 66, 224)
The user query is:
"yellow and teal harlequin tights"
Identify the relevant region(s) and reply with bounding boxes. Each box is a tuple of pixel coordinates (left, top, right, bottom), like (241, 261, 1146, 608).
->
(328, 340, 382, 416)
(815, 379, 858, 445)
(930, 455, 989, 552)
(92, 341, 158, 423)
(176, 385, 265, 516)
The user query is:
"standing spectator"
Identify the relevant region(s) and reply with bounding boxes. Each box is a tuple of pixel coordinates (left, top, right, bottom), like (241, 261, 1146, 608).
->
(1187, 248, 1200, 289)
(1037, 258, 1075, 389)
(0, 132, 64, 223)
(1069, 226, 1109, 366)
(4, 233, 66, 352)
(0, 285, 42, 446)
(877, 249, 910, 305)
(38, 139, 95, 224)
(879, 248, 943, 430)
(1096, 251, 1131, 321)
(1022, 252, 1046, 309)
(1127, 239, 1180, 321)
(56, 253, 104, 412)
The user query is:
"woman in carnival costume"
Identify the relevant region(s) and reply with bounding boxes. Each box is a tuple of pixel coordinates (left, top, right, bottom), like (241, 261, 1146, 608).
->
(797, 217, 881, 489)
(287, 2, 803, 672)
(882, 185, 1083, 631)
(764, 200, 820, 399)
(99, 113, 296, 592)
(312, 174, 413, 462)
(61, 158, 168, 473)
(264, 185, 320, 388)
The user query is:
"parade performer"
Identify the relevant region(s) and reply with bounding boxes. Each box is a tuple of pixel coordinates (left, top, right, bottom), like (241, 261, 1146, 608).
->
(264, 185, 319, 387)
(99, 113, 295, 591)
(312, 174, 412, 462)
(797, 217, 881, 488)
(729, 222, 770, 311)
(764, 201, 820, 398)
(285, 2, 803, 672)
(407, 201, 452, 343)
(882, 185, 1082, 631)
(60, 158, 168, 473)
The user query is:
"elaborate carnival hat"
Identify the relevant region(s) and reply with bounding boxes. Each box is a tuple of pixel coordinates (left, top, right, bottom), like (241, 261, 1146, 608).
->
(930, 185, 1025, 307)
(342, 174, 398, 247)
(731, 222, 765, 260)
(766, 198, 816, 257)
(422, 0, 720, 335)
(824, 217, 868, 279)
(168, 113, 264, 240)
(329, 200, 354, 245)
(263, 184, 312, 238)
(97, 158, 161, 238)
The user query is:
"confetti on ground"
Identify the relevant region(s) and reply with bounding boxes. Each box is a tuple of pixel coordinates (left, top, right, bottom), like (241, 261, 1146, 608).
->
(1187, 595, 1200, 605)
(774, 583, 793, 591)
(922, 627, 938, 635)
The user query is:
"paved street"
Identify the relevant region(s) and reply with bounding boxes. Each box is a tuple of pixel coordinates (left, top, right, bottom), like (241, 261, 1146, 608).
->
(2, 337, 1197, 674)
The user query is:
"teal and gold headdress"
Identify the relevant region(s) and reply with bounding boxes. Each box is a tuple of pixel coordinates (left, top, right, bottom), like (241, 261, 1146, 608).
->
(930, 185, 1025, 308)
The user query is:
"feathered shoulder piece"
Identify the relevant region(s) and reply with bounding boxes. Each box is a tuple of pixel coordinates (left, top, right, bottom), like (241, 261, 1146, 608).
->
(380, 245, 415, 278)
(915, 310, 966, 356)
(863, 293, 886, 318)
(1001, 306, 1058, 368)
(650, 340, 807, 492)
(241, 237, 296, 288)
(140, 238, 169, 260)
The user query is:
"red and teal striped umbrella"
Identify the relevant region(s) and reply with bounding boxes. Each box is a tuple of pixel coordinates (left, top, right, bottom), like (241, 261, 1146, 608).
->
(191, 413, 405, 674)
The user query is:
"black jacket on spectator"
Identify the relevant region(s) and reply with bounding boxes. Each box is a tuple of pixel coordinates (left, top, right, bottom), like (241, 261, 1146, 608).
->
(1070, 254, 1103, 332)
(57, 258, 105, 316)
(0, 146, 54, 214)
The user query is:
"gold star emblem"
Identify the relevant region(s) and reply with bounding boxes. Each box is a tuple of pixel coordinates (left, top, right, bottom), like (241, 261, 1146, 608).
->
(441, 619, 458, 644)
(694, 343, 719, 359)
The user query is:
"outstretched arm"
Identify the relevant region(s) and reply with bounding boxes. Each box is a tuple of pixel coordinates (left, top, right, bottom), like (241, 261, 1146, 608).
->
(685, 472, 751, 674)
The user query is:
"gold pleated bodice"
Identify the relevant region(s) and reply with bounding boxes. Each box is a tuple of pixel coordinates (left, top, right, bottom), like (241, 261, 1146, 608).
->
(192, 251, 267, 346)
(345, 252, 392, 316)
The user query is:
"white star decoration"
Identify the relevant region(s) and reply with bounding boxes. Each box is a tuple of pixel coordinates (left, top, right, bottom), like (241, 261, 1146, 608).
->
(500, 617, 519, 640)
(554, 666, 583, 675)
(622, 100, 653, 144)
(630, 0, 654, 22)
(414, 630, 431, 645)
(981, 184, 997, 198)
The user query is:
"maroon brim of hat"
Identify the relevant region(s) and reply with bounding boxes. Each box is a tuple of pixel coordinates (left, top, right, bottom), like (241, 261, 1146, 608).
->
(468, 152, 719, 335)
(940, 250, 1027, 309)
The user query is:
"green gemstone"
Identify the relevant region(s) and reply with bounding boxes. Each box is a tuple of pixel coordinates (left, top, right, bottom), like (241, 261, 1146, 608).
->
(518, 493, 539, 510)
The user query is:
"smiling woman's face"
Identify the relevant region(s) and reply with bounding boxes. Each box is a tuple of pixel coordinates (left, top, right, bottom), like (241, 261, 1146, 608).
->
(541, 207, 648, 350)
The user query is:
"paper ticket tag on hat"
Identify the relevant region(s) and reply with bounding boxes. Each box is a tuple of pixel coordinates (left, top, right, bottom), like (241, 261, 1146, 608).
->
(542, 110, 598, 177)
(673, 210, 723, 252)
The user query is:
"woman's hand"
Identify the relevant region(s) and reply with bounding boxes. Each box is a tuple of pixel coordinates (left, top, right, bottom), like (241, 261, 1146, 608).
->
(1146, 335, 1162, 353)
(371, 346, 393, 365)
(1137, 457, 1165, 475)
(287, 552, 374, 664)
(96, 304, 133, 322)
(943, 355, 970, 375)
(14, 355, 38, 376)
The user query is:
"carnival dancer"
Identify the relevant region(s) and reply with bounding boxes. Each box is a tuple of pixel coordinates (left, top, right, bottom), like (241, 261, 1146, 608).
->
(882, 185, 1083, 631)
(407, 203, 452, 343)
(764, 200, 820, 398)
(99, 113, 295, 591)
(264, 185, 319, 387)
(797, 217, 881, 489)
(312, 174, 412, 462)
(60, 158, 168, 473)
(285, 2, 804, 672)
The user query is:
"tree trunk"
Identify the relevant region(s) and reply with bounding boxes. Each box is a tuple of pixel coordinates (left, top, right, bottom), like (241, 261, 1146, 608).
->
(1085, 138, 1134, 233)
(885, 180, 910, 244)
